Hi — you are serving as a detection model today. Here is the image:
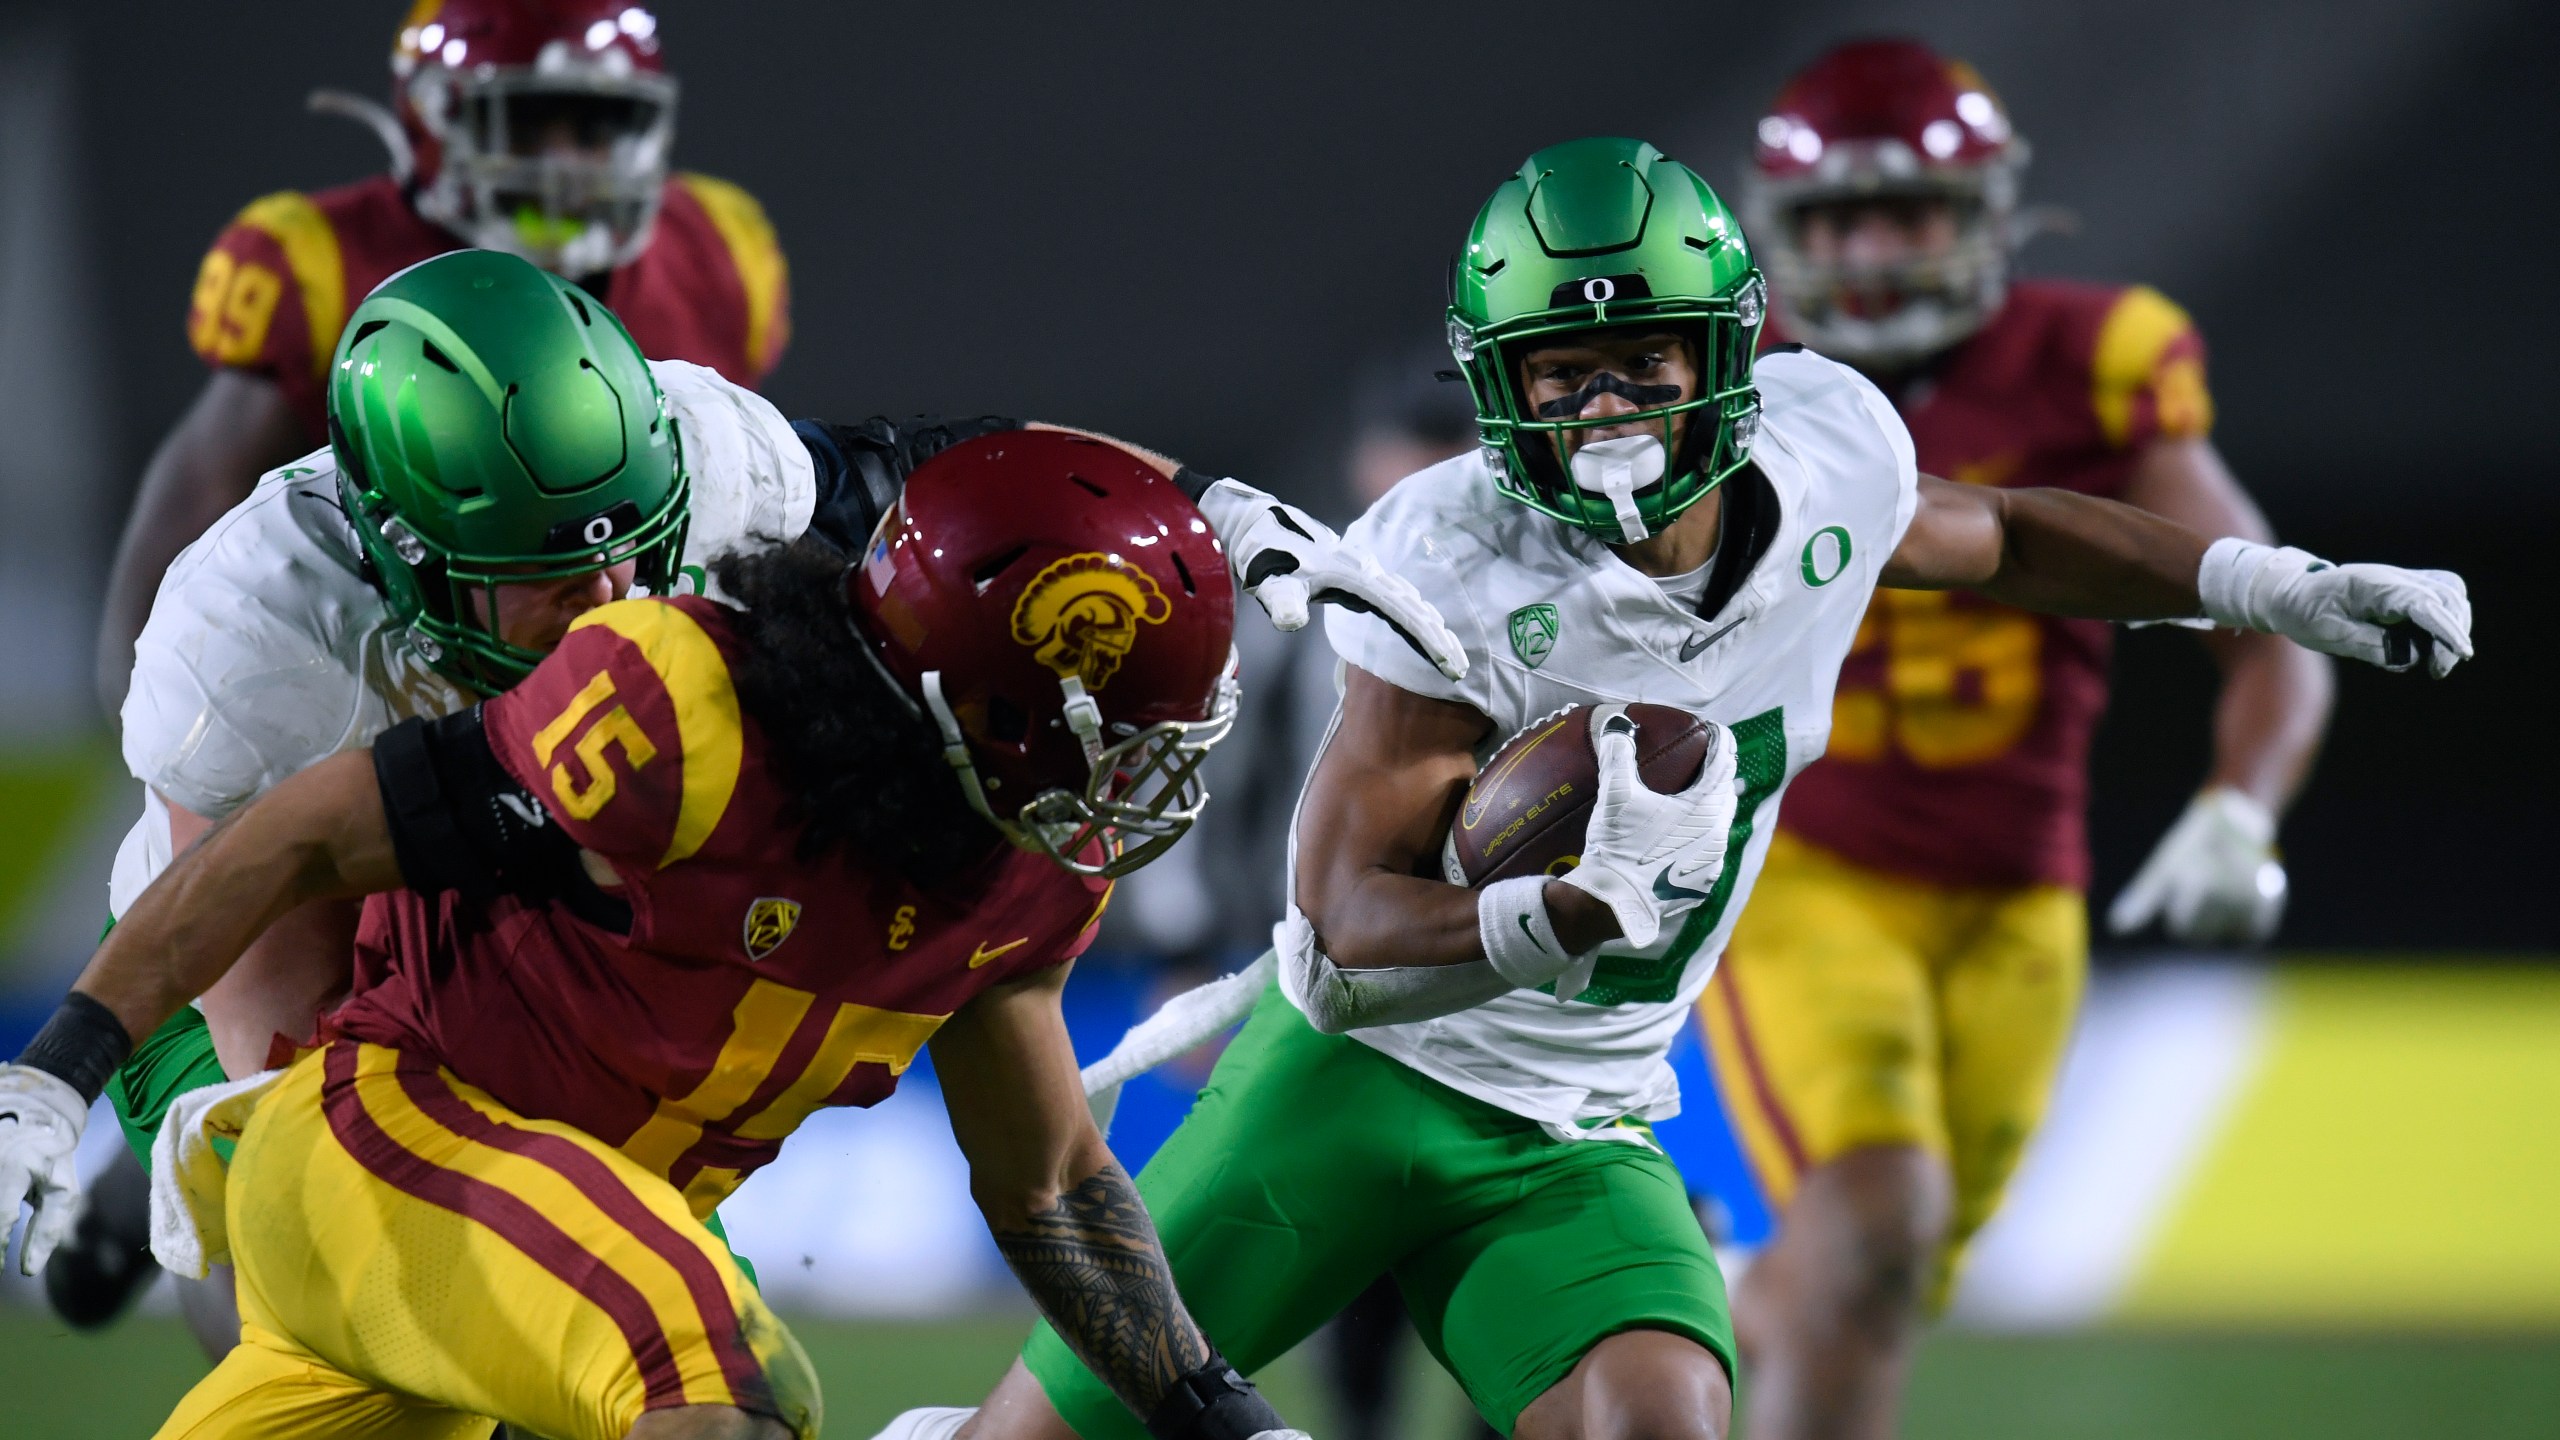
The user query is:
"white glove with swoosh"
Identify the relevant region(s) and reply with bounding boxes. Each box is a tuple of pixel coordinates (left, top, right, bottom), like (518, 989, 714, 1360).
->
(1555, 706, 1738, 951)
(1196, 478, 1468, 681)
(2197, 538, 2473, 677)
(1, 1063, 88, 1275)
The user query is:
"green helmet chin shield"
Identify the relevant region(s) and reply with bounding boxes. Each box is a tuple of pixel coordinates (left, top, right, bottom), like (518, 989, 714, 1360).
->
(327, 248, 689, 691)
(1448, 137, 1766, 543)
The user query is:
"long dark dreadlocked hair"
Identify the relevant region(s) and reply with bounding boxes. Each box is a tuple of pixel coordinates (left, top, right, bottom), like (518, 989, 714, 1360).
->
(712, 535, 1000, 886)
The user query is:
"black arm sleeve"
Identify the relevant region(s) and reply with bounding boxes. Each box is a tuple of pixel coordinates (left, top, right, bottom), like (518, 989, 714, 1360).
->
(793, 415, 1023, 552)
(371, 711, 631, 932)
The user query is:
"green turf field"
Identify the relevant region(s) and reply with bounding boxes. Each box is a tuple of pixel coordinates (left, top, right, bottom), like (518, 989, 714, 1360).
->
(3, 1307, 2556, 1438)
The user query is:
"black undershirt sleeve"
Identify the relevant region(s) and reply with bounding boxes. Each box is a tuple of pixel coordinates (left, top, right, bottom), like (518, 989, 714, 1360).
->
(371, 711, 631, 932)
(793, 415, 1023, 552)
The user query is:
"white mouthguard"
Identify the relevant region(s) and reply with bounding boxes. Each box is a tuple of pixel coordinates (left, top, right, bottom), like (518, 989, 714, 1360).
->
(1568, 434, 1667, 542)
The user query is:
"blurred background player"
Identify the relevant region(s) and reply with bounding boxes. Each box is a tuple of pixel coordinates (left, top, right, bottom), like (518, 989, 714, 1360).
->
(1701, 39, 2336, 1440)
(55, 0, 790, 1333)
(94, 0, 789, 716)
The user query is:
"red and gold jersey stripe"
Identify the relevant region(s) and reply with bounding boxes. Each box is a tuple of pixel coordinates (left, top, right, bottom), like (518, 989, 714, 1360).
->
(677, 172, 791, 379)
(2090, 285, 2214, 447)
(320, 1042, 771, 1414)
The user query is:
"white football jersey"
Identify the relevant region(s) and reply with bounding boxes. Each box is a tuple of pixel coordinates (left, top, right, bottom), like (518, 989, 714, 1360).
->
(108, 359, 813, 915)
(1291, 349, 1920, 1132)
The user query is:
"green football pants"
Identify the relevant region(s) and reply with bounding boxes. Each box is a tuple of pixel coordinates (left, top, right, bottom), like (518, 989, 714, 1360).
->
(1023, 981, 1732, 1436)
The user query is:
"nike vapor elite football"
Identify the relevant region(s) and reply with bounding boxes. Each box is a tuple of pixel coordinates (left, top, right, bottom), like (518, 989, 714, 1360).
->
(1441, 703, 1716, 887)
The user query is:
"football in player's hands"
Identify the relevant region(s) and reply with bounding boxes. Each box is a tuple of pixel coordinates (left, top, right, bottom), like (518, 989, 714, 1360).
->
(1440, 703, 1714, 888)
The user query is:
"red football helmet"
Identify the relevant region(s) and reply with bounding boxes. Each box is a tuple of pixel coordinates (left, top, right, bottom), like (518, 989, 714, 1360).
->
(1744, 39, 2028, 367)
(331, 1, 679, 277)
(849, 431, 1241, 879)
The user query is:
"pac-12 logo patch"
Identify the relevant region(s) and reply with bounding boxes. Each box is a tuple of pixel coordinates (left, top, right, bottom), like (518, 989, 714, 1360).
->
(743, 897, 802, 960)
(1009, 552, 1171, 690)
(1508, 603, 1560, 670)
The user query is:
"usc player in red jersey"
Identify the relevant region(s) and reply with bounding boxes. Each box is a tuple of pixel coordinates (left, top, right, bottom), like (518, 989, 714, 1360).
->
(5, 434, 1318, 1440)
(1696, 40, 2336, 1440)
(96, 0, 789, 712)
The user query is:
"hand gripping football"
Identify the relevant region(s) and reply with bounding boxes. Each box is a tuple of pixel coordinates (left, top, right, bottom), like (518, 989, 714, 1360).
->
(1441, 704, 1715, 888)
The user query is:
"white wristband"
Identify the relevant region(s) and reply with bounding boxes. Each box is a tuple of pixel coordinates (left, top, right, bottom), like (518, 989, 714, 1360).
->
(1478, 876, 1579, 989)
(2196, 536, 2270, 629)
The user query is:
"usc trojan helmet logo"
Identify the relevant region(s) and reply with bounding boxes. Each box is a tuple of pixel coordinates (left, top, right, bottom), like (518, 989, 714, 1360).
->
(1008, 553, 1171, 691)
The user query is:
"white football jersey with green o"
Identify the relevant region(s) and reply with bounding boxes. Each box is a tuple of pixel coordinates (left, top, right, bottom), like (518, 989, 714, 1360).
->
(1295, 349, 1920, 1133)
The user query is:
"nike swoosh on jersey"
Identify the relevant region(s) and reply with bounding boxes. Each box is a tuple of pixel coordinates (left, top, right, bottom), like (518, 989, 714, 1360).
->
(969, 936, 1030, 968)
(1679, 618, 1744, 662)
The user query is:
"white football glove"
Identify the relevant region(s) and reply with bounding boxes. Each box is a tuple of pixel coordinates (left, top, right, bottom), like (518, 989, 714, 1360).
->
(1555, 706, 1739, 951)
(2198, 538, 2472, 677)
(2107, 787, 2287, 945)
(1, 1063, 88, 1275)
(1196, 478, 1467, 681)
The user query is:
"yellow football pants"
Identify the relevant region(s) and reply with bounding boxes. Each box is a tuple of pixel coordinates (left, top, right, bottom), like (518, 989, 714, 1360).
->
(1700, 830, 2086, 1302)
(154, 1043, 820, 1440)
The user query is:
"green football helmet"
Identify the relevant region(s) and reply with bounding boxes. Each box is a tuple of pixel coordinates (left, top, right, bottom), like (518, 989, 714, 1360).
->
(1447, 137, 1766, 543)
(327, 248, 689, 691)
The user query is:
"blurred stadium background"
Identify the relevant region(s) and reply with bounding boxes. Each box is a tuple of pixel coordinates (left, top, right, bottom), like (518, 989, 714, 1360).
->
(1, 0, 2553, 1435)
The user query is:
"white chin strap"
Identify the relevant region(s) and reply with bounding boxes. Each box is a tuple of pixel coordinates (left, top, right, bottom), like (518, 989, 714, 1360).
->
(920, 670, 1007, 831)
(1569, 434, 1667, 542)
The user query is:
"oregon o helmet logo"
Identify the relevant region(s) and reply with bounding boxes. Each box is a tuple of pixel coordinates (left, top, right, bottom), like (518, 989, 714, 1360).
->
(1800, 525, 1853, 587)
(582, 514, 617, 545)
(1582, 277, 1617, 303)
(1009, 552, 1172, 691)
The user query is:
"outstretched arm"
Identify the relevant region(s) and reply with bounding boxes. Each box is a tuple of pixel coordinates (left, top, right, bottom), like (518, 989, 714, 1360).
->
(1884, 474, 2472, 675)
(78, 750, 397, 1057)
(1881, 474, 2209, 616)
(934, 966, 1301, 1437)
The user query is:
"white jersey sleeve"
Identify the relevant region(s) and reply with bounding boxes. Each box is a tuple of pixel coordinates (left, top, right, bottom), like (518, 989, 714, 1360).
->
(652, 359, 814, 573)
(112, 452, 466, 914)
(1322, 454, 1505, 718)
(120, 455, 412, 821)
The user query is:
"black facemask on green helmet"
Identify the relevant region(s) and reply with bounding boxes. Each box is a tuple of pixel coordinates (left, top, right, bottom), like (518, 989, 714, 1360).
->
(327, 248, 690, 692)
(1447, 137, 1767, 544)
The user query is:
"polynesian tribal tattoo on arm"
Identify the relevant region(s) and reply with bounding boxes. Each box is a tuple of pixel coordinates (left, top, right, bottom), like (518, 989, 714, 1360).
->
(991, 1161, 1210, 1414)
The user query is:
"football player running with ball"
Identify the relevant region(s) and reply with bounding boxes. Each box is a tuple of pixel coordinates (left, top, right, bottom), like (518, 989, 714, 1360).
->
(1703, 40, 2349, 1440)
(0, 378, 1378, 1434)
(881, 138, 2469, 1440)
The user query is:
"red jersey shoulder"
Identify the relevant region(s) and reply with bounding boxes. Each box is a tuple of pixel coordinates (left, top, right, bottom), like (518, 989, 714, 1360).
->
(188, 176, 458, 436)
(482, 595, 748, 868)
(610, 173, 792, 388)
(1976, 280, 2214, 452)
